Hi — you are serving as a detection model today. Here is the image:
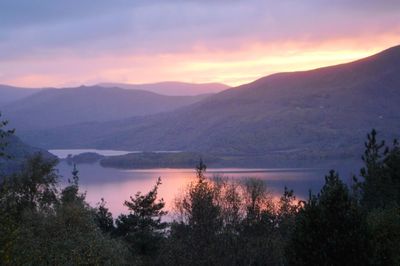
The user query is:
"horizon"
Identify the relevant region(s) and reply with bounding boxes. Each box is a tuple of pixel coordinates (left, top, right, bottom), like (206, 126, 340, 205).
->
(1, 2, 400, 264)
(1, 1, 399, 88)
(1, 44, 399, 90)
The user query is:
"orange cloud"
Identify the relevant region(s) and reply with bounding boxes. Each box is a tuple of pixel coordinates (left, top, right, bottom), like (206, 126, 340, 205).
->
(2, 33, 400, 88)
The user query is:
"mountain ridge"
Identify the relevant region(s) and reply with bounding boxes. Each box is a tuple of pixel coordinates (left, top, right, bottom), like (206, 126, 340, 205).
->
(1, 85, 212, 131)
(98, 81, 230, 96)
(0, 84, 41, 106)
(0, 134, 56, 176)
(15, 45, 400, 166)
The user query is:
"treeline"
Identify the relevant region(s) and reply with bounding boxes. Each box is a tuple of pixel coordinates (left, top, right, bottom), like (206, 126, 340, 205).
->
(99, 152, 218, 169)
(1, 115, 400, 265)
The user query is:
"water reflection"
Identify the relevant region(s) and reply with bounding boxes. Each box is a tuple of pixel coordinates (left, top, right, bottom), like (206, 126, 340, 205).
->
(56, 161, 360, 217)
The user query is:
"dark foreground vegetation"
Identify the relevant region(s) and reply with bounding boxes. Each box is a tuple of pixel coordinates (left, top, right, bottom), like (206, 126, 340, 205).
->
(1, 114, 400, 265)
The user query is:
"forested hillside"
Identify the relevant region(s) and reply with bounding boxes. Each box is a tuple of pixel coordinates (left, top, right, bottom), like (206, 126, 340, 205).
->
(0, 85, 40, 106)
(2, 85, 211, 131)
(21, 46, 400, 166)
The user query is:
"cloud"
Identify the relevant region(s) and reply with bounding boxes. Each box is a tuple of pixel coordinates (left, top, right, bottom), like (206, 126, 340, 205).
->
(0, 0, 399, 86)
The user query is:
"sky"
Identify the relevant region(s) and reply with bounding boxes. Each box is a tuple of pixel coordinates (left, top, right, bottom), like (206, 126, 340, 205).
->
(0, 0, 399, 88)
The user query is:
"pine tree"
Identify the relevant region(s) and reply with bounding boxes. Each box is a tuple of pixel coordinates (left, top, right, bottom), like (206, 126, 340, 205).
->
(359, 129, 400, 209)
(287, 170, 367, 265)
(115, 177, 167, 261)
(95, 198, 115, 233)
(61, 164, 85, 205)
(0, 112, 14, 158)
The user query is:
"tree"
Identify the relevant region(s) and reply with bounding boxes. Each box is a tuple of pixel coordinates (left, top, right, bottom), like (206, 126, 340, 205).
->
(0, 154, 58, 214)
(353, 129, 400, 210)
(355, 130, 400, 264)
(214, 176, 243, 232)
(115, 177, 167, 262)
(238, 178, 279, 265)
(366, 207, 400, 265)
(161, 161, 225, 265)
(0, 112, 14, 158)
(287, 170, 367, 265)
(181, 161, 222, 234)
(0, 155, 131, 265)
(273, 187, 302, 264)
(277, 186, 301, 239)
(241, 178, 273, 226)
(60, 164, 85, 205)
(95, 198, 115, 234)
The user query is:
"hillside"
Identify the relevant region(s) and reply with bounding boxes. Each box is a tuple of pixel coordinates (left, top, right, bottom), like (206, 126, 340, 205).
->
(0, 134, 56, 176)
(99, 81, 229, 96)
(1, 85, 211, 131)
(0, 85, 41, 106)
(19, 45, 400, 165)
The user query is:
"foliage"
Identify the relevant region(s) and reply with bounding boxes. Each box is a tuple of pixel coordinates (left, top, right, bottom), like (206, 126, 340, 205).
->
(0, 112, 15, 158)
(0, 154, 58, 214)
(287, 170, 368, 265)
(115, 177, 167, 264)
(366, 206, 400, 265)
(358, 129, 400, 209)
(161, 161, 224, 265)
(95, 198, 115, 234)
(354, 129, 400, 264)
(2, 128, 400, 265)
(0, 156, 131, 265)
(161, 161, 291, 265)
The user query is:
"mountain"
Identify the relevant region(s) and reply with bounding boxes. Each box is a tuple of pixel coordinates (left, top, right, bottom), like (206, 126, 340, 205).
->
(0, 134, 56, 176)
(0, 84, 41, 106)
(1, 85, 211, 131)
(98, 81, 230, 96)
(19, 45, 400, 165)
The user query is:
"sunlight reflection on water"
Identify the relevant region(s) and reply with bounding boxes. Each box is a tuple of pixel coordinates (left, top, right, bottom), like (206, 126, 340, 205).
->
(56, 161, 331, 217)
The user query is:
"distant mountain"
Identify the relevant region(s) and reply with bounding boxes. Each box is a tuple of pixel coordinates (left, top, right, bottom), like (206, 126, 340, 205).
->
(1, 85, 211, 131)
(99, 81, 230, 96)
(0, 84, 41, 106)
(19, 45, 400, 166)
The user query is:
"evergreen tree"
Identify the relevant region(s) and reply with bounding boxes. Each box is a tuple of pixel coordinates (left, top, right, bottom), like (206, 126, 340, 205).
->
(161, 161, 224, 265)
(95, 198, 115, 234)
(277, 186, 300, 239)
(359, 129, 391, 209)
(182, 161, 222, 235)
(0, 112, 14, 158)
(60, 164, 85, 205)
(366, 207, 400, 265)
(356, 130, 400, 264)
(115, 177, 167, 262)
(287, 170, 367, 265)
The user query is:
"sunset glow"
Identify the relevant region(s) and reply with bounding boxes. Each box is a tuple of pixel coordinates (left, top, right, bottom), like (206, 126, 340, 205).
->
(1, 1, 400, 88)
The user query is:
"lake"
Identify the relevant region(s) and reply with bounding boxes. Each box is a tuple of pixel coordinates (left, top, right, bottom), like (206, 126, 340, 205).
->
(49, 149, 181, 159)
(55, 164, 359, 218)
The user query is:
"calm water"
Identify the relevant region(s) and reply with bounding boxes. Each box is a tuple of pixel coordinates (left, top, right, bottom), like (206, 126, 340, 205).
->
(53, 149, 360, 217)
(55, 162, 356, 217)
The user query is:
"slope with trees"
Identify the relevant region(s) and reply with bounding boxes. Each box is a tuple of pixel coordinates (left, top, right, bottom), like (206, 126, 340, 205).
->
(0, 84, 40, 106)
(0, 113, 55, 177)
(2, 85, 212, 132)
(23, 45, 400, 166)
(99, 81, 229, 96)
